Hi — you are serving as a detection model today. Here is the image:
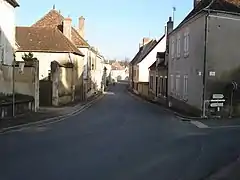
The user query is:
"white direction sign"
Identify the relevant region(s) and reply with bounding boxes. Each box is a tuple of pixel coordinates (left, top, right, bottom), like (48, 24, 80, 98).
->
(210, 103, 224, 107)
(213, 94, 224, 99)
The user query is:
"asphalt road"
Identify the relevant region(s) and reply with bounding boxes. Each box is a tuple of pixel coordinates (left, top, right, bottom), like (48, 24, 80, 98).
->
(1, 82, 240, 180)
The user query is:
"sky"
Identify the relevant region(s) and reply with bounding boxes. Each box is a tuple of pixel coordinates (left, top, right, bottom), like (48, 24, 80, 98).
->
(16, 0, 194, 60)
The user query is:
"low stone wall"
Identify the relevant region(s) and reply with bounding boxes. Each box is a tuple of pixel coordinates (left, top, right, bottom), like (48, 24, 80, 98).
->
(137, 82, 149, 98)
(0, 99, 34, 119)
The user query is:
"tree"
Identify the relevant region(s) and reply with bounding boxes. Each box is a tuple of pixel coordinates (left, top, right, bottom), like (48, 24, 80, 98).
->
(22, 52, 37, 61)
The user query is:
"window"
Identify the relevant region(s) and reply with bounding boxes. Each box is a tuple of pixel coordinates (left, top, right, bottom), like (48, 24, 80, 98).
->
(171, 38, 175, 59)
(184, 28, 190, 57)
(170, 74, 174, 92)
(0, 46, 4, 63)
(177, 34, 181, 58)
(0, 29, 3, 63)
(133, 70, 136, 77)
(183, 75, 188, 99)
(150, 76, 153, 89)
(176, 75, 181, 96)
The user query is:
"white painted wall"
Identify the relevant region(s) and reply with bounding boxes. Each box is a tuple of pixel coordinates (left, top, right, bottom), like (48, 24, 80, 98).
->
(0, 0, 15, 65)
(15, 52, 83, 80)
(111, 69, 128, 81)
(138, 36, 166, 82)
(79, 47, 88, 79)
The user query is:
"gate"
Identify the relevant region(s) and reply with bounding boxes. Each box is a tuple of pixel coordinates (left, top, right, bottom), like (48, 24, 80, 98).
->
(39, 80, 52, 106)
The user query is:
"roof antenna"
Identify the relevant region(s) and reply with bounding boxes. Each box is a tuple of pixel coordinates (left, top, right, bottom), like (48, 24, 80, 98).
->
(53, 4, 55, 10)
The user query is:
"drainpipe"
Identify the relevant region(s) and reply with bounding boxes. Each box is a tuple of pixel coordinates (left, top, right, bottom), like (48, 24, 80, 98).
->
(202, 12, 210, 118)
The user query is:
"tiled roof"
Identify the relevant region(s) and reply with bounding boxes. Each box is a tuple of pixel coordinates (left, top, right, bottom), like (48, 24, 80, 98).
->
(32, 9, 89, 47)
(135, 40, 158, 64)
(149, 61, 156, 70)
(16, 26, 84, 56)
(6, 0, 19, 7)
(173, 0, 240, 33)
(130, 40, 157, 65)
(130, 35, 165, 66)
(129, 46, 143, 65)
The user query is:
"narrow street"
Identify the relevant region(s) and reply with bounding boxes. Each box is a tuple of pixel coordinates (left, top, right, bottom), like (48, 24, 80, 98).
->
(1, 82, 240, 180)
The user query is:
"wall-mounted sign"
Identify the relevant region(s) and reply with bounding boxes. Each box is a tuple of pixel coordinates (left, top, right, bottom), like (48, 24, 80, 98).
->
(210, 103, 224, 107)
(213, 94, 224, 99)
(209, 71, 216, 76)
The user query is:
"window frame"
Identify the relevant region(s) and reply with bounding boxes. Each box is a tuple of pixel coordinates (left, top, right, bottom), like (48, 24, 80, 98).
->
(176, 74, 181, 96)
(177, 34, 181, 58)
(170, 74, 175, 93)
(184, 28, 190, 57)
(183, 75, 188, 100)
(149, 75, 153, 90)
(171, 38, 175, 59)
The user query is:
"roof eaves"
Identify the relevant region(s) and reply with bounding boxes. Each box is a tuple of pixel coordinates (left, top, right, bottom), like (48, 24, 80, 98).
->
(6, 0, 19, 7)
(169, 10, 206, 36)
(136, 40, 158, 65)
(16, 49, 83, 55)
(55, 28, 84, 56)
(139, 34, 165, 62)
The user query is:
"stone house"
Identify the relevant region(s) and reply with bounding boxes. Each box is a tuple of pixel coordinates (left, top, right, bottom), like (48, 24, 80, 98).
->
(168, 0, 240, 117)
(148, 17, 174, 104)
(31, 8, 105, 99)
(111, 61, 129, 81)
(129, 35, 166, 96)
(15, 26, 84, 106)
(148, 52, 168, 103)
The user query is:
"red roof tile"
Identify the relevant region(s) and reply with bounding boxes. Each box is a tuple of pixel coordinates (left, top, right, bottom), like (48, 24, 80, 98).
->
(32, 9, 89, 48)
(16, 26, 84, 56)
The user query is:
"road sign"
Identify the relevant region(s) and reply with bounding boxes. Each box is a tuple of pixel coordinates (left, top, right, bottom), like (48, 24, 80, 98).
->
(212, 94, 224, 99)
(210, 99, 225, 102)
(210, 103, 224, 107)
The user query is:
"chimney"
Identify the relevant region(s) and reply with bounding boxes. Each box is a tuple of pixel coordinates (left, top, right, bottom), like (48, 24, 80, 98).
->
(167, 17, 173, 35)
(194, 0, 201, 7)
(78, 16, 85, 38)
(139, 37, 151, 49)
(63, 17, 72, 41)
(166, 17, 174, 56)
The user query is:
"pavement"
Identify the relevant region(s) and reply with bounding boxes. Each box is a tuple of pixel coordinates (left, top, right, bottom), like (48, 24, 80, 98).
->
(1, 82, 240, 180)
(0, 93, 102, 132)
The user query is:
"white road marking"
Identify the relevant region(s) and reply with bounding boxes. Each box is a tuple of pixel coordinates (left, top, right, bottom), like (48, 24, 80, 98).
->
(190, 121, 209, 129)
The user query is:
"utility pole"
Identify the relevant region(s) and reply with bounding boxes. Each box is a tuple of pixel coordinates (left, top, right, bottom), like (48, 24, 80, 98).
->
(12, 52, 16, 117)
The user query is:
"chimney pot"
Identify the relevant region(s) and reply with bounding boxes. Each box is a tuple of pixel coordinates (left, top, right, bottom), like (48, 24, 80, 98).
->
(79, 16, 85, 38)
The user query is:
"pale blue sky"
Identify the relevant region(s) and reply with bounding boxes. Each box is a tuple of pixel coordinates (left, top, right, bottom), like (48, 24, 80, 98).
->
(16, 0, 193, 60)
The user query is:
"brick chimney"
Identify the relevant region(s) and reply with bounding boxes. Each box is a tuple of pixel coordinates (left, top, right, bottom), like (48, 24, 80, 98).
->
(78, 16, 85, 38)
(166, 17, 174, 57)
(63, 17, 72, 41)
(194, 0, 201, 7)
(167, 17, 173, 35)
(139, 37, 151, 49)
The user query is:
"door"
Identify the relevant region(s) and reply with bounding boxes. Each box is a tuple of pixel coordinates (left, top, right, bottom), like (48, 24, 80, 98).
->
(155, 77, 158, 97)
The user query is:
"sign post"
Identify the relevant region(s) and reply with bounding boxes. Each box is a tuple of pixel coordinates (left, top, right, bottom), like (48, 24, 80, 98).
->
(210, 94, 225, 116)
(230, 81, 238, 117)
